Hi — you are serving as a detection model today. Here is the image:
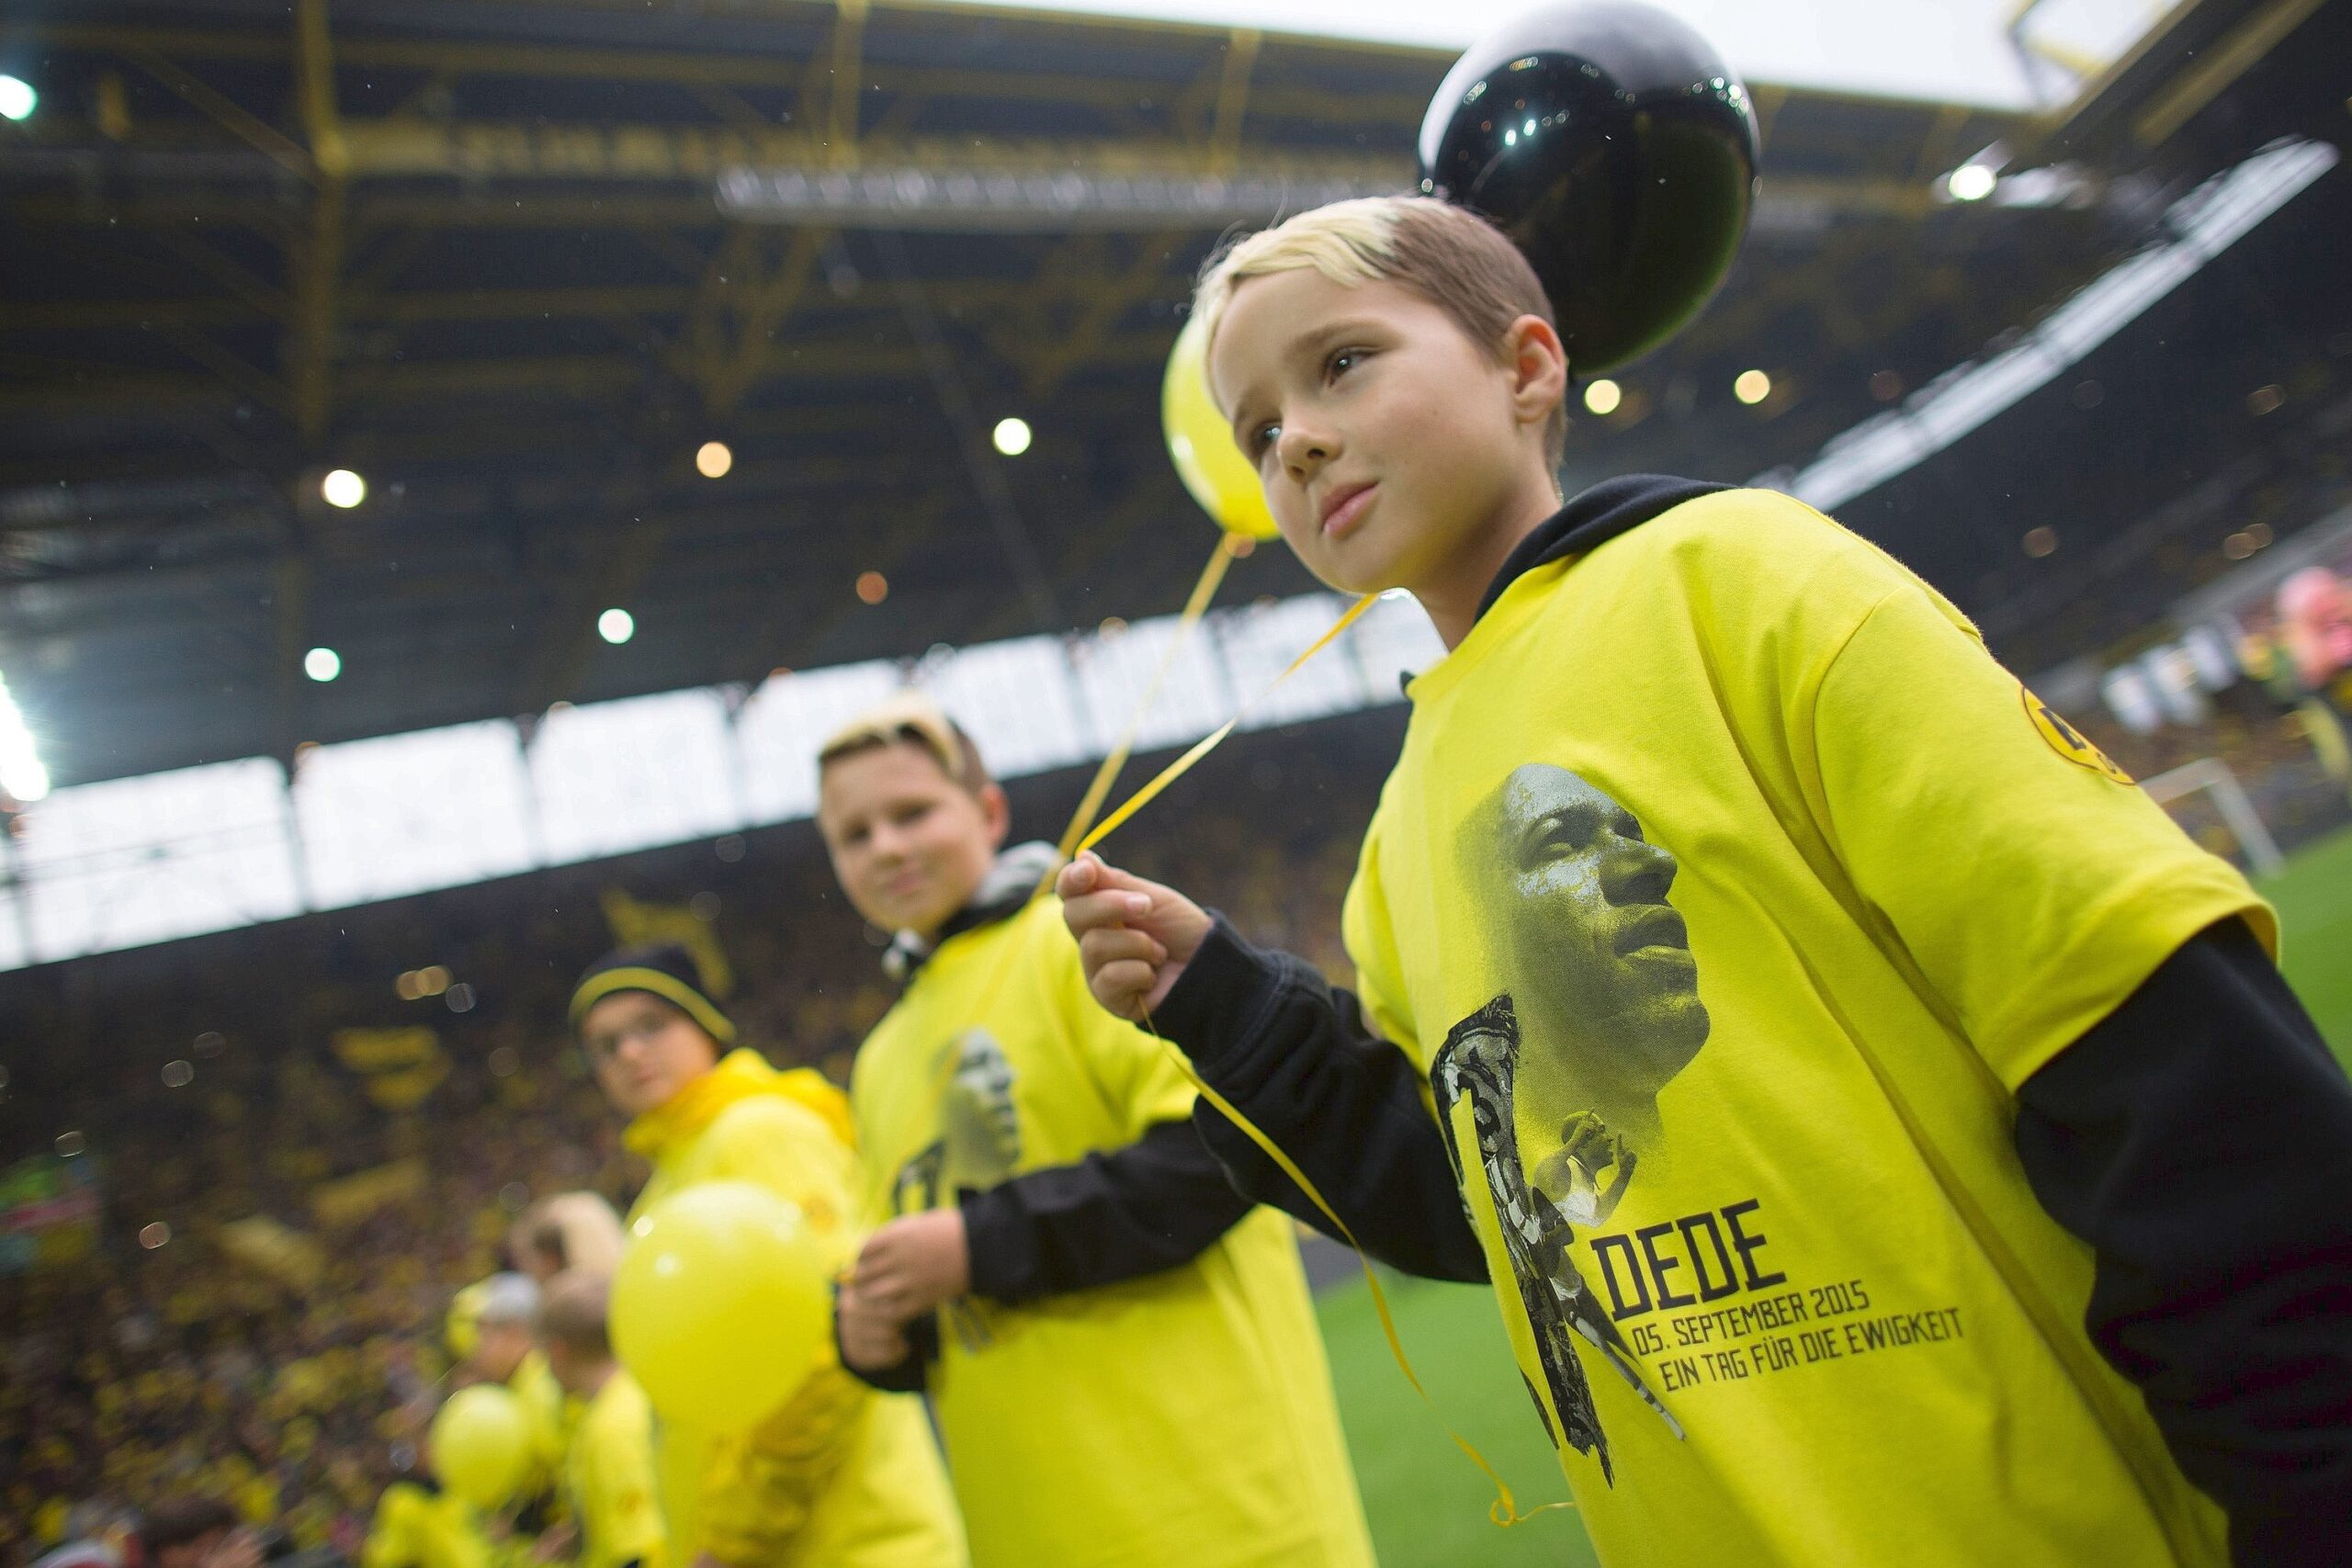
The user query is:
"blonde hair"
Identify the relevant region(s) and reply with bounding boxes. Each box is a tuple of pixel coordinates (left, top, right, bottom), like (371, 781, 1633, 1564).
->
(1194, 196, 1567, 468)
(817, 689, 991, 794)
(537, 1269, 615, 1361)
(518, 1191, 626, 1279)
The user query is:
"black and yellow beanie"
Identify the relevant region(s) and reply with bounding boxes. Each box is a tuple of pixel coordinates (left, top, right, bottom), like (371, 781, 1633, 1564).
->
(569, 942, 737, 1046)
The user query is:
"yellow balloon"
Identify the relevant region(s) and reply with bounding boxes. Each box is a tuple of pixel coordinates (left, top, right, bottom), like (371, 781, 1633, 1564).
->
(611, 1180, 831, 1432)
(1161, 312, 1281, 540)
(429, 1384, 532, 1510)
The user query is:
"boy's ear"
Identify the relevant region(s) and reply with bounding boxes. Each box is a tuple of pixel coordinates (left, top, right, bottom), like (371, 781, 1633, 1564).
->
(979, 782, 1012, 849)
(1503, 313, 1569, 431)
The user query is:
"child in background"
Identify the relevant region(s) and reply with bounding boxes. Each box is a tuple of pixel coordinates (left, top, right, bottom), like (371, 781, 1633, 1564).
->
(571, 943, 965, 1568)
(537, 1270, 664, 1568)
(1059, 195, 2352, 1566)
(818, 692, 1373, 1568)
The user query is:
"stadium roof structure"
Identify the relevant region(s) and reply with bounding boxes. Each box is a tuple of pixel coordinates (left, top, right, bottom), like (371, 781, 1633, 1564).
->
(3, 0, 2156, 794)
(1, 0, 2345, 794)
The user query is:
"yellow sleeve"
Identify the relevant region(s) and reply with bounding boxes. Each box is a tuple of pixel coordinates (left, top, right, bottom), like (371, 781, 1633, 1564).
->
(1046, 900, 1199, 1135)
(1804, 577, 2273, 1089)
(1340, 822, 1419, 1058)
(695, 1356, 868, 1567)
(579, 1410, 666, 1568)
(696, 1097, 861, 1264)
(361, 1484, 424, 1568)
(688, 1098, 875, 1566)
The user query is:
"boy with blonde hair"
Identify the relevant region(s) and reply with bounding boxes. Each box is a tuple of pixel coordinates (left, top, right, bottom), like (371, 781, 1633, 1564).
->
(1061, 195, 2352, 1566)
(818, 691, 1373, 1568)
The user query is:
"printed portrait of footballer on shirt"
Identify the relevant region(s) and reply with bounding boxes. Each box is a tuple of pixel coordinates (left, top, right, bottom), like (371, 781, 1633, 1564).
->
(892, 1027, 1023, 1215)
(1471, 761, 1712, 1185)
(1431, 762, 1709, 1476)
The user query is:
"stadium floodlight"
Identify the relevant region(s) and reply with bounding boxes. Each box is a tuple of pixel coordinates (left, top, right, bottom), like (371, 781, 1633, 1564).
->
(1947, 163, 1998, 202)
(0, 670, 50, 802)
(321, 468, 367, 509)
(0, 75, 35, 123)
(695, 441, 733, 479)
(598, 608, 636, 645)
(1734, 369, 1772, 405)
(1583, 378, 1623, 416)
(992, 417, 1033, 457)
(305, 647, 342, 682)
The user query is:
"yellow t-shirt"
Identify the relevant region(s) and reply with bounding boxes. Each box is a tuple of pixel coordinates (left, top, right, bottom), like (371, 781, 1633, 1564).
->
(360, 1483, 491, 1568)
(565, 1371, 665, 1568)
(1341, 490, 2269, 1567)
(854, 896, 1374, 1568)
(508, 1350, 571, 1518)
(624, 1051, 967, 1568)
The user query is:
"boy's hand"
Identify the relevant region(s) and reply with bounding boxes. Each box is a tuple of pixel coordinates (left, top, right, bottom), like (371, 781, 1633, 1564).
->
(1057, 852, 1211, 1021)
(851, 1209, 970, 1323)
(834, 1281, 912, 1372)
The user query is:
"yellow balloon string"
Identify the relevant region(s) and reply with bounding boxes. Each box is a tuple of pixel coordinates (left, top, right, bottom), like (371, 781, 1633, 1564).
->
(1138, 1010, 1574, 1529)
(1047, 531, 1247, 878)
(908, 537, 1568, 1527)
(1073, 591, 1376, 857)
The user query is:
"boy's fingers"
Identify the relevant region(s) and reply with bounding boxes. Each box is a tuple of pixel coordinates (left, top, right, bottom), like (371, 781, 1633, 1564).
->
(1078, 926, 1168, 971)
(1060, 888, 1141, 937)
(1091, 959, 1158, 1018)
(1057, 855, 1100, 897)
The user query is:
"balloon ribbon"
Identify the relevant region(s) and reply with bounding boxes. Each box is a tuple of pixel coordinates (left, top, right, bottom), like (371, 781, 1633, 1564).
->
(917, 533, 1575, 1527)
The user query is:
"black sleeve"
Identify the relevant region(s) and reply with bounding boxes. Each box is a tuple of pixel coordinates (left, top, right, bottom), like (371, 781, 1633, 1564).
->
(959, 1119, 1254, 1303)
(1147, 912, 1487, 1284)
(2014, 916, 2352, 1567)
(833, 1296, 939, 1395)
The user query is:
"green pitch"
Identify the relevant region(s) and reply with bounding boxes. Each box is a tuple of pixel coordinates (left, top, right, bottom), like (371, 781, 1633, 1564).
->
(1315, 822, 2352, 1566)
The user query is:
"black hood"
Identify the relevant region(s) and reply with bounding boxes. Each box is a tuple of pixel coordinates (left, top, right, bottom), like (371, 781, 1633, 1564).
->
(1474, 474, 1732, 625)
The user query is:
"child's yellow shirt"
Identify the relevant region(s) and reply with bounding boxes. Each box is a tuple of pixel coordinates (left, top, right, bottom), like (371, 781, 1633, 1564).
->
(1342, 489, 2266, 1566)
(854, 897, 1374, 1568)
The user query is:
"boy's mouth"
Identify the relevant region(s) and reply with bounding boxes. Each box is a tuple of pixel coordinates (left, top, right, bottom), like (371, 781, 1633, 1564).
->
(1319, 480, 1376, 538)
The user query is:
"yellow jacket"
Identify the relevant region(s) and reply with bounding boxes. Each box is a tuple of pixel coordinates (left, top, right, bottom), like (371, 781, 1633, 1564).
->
(360, 1483, 491, 1568)
(508, 1349, 571, 1522)
(624, 1050, 967, 1568)
(565, 1371, 666, 1568)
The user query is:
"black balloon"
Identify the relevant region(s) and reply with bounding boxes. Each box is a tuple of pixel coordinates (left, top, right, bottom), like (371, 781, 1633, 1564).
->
(1418, 2, 1760, 376)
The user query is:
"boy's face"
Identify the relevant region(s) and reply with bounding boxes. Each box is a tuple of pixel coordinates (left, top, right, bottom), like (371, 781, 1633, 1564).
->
(818, 740, 1008, 939)
(468, 1320, 534, 1384)
(579, 991, 720, 1119)
(1210, 270, 1549, 599)
(539, 1334, 584, 1395)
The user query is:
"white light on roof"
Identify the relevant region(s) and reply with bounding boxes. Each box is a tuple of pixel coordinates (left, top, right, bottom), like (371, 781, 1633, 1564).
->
(0, 671, 50, 803)
(696, 441, 733, 479)
(1734, 369, 1773, 405)
(1947, 163, 1998, 202)
(321, 468, 367, 509)
(992, 417, 1033, 457)
(0, 76, 35, 123)
(599, 608, 636, 645)
(1583, 378, 1623, 416)
(304, 647, 342, 682)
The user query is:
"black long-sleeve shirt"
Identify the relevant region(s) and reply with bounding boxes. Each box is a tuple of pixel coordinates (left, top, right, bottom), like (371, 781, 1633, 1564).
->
(840, 1115, 1254, 1393)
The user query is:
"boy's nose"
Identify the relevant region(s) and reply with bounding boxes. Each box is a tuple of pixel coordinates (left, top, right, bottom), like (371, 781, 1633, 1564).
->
(1277, 423, 1336, 479)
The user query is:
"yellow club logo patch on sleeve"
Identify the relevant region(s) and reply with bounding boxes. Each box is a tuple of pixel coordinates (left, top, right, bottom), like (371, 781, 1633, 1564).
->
(2022, 687, 2133, 784)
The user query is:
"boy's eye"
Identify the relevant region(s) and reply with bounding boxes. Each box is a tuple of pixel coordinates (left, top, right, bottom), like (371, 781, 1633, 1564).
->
(1328, 349, 1360, 378)
(1250, 422, 1281, 457)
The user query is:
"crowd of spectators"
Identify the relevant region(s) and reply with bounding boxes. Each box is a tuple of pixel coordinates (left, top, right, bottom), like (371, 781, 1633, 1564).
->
(0, 712, 1402, 1567)
(7, 670, 2335, 1565)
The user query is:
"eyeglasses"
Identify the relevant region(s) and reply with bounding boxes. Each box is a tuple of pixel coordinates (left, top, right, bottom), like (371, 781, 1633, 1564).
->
(580, 1012, 674, 1066)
